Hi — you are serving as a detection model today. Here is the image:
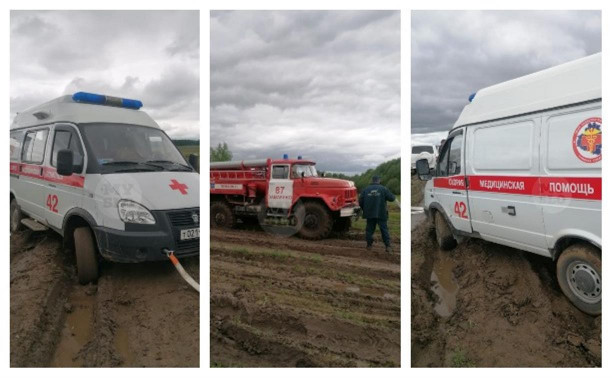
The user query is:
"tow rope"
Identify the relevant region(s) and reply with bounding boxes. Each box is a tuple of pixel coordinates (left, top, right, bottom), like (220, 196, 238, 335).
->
(164, 249, 200, 292)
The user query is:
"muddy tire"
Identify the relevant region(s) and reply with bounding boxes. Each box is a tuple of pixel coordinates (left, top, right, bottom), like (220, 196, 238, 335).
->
(10, 198, 23, 233)
(333, 217, 352, 233)
(296, 201, 333, 240)
(74, 227, 99, 284)
(556, 243, 601, 315)
(211, 201, 236, 228)
(434, 211, 456, 250)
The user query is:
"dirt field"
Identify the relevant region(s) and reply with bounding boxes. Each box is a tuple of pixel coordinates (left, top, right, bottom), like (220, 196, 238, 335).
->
(410, 176, 601, 367)
(10, 229, 199, 367)
(210, 221, 401, 367)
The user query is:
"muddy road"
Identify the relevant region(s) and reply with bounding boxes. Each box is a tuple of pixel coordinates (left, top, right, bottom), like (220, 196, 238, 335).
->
(411, 221, 601, 367)
(10, 229, 199, 367)
(210, 226, 401, 367)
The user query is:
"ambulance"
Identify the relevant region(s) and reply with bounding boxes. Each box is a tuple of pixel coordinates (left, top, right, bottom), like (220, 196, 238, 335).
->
(10, 92, 200, 284)
(416, 53, 602, 314)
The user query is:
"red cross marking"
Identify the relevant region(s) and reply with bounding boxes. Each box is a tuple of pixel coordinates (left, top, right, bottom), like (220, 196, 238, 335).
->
(169, 179, 188, 195)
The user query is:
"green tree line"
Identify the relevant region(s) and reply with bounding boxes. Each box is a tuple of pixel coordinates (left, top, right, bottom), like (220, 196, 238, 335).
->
(325, 158, 401, 195)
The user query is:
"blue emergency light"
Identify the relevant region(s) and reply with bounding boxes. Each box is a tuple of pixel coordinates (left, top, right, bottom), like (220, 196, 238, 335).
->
(297, 155, 302, 160)
(468, 92, 476, 102)
(72, 92, 143, 110)
(283, 154, 289, 159)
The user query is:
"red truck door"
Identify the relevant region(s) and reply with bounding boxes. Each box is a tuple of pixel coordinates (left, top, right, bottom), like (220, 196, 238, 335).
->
(268, 164, 293, 210)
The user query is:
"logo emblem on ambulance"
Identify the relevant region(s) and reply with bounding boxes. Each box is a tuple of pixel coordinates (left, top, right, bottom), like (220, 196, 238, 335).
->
(572, 117, 602, 163)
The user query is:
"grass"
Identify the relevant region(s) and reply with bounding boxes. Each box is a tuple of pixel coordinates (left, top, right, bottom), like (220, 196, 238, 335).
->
(177, 144, 199, 158)
(450, 348, 475, 367)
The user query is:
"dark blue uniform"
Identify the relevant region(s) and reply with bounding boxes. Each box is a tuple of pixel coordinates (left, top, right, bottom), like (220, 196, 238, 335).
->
(359, 182, 396, 248)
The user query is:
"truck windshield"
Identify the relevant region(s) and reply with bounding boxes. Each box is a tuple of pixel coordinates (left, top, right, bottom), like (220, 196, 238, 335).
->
(80, 123, 190, 172)
(292, 164, 318, 178)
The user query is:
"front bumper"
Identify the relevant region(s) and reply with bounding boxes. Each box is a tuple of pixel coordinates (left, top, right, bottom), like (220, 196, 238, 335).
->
(340, 203, 362, 218)
(94, 208, 200, 263)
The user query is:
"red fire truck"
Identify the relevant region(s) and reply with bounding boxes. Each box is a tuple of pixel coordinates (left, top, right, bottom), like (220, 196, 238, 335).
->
(210, 156, 361, 239)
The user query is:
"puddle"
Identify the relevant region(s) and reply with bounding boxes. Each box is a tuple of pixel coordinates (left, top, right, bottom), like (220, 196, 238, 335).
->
(430, 252, 458, 317)
(51, 288, 95, 367)
(114, 326, 135, 366)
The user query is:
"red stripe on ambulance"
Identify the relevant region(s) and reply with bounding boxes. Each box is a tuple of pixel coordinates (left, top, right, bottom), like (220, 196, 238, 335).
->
(10, 162, 85, 188)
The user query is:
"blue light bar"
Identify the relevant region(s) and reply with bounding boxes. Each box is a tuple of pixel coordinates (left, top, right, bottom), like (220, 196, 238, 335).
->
(72, 92, 143, 110)
(283, 154, 289, 159)
(468, 92, 476, 102)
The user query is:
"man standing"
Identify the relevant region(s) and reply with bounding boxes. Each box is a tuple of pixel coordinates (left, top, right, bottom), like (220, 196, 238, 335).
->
(359, 175, 396, 253)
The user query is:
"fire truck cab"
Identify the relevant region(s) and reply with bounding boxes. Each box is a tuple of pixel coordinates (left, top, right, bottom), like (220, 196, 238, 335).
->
(10, 92, 200, 284)
(210, 156, 361, 239)
(416, 53, 602, 314)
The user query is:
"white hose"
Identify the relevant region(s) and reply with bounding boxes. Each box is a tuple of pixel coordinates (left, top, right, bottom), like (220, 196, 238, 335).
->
(164, 249, 200, 292)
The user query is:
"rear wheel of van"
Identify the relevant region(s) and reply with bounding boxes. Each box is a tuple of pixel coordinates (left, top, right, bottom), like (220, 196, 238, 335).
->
(297, 202, 333, 240)
(10, 198, 23, 233)
(74, 227, 99, 284)
(211, 201, 236, 228)
(556, 243, 601, 315)
(434, 211, 456, 250)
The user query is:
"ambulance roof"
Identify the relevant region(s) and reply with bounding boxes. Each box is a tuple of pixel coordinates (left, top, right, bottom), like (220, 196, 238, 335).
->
(453, 52, 601, 128)
(11, 93, 160, 130)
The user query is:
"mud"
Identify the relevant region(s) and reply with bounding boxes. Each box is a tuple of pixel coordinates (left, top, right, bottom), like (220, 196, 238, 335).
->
(411, 221, 601, 367)
(210, 227, 401, 367)
(10, 229, 199, 367)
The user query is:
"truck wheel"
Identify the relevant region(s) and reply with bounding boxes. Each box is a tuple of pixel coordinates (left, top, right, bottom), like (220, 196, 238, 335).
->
(556, 243, 601, 315)
(297, 202, 333, 240)
(73, 227, 99, 284)
(211, 201, 236, 228)
(333, 217, 351, 233)
(434, 211, 456, 250)
(10, 198, 23, 233)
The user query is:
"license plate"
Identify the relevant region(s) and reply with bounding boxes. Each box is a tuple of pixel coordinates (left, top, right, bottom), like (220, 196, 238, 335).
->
(180, 228, 200, 240)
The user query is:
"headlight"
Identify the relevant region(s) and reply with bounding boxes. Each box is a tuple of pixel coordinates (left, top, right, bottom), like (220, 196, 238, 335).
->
(117, 200, 156, 224)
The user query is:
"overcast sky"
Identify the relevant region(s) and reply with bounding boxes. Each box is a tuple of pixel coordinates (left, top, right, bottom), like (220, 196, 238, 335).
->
(211, 10, 400, 175)
(11, 10, 199, 139)
(412, 10, 601, 145)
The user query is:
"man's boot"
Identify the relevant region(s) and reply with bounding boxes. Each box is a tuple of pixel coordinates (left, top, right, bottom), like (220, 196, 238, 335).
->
(385, 245, 392, 253)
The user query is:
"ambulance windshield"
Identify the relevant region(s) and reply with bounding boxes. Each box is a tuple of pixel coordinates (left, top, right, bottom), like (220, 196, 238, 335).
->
(80, 123, 190, 172)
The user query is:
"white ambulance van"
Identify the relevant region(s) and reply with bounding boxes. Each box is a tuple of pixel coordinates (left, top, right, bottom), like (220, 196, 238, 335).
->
(10, 92, 200, 284)
(416, 53, 601, 314)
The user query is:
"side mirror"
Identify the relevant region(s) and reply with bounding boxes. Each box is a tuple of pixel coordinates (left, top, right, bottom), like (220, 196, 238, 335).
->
(188, 153, 199, 172)
(57, 149, 74, 176)
(416, 159, 432, 181)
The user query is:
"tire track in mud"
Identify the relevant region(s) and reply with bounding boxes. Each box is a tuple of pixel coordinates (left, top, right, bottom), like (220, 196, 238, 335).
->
(10, 230, 199, 367)
(411, 221, 601, 367)
(210, 229, 401, 367)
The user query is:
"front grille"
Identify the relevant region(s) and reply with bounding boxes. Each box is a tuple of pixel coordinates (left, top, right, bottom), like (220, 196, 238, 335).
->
(168, 209, 200, 227)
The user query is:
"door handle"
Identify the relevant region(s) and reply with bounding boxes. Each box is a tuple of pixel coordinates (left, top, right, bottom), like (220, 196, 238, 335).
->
(502, 206, 516, 216)
(48, 183, 56, 188)
(452, 191, 462, 195)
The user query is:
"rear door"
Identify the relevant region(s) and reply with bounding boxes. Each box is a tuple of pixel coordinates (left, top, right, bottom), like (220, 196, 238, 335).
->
(44, 124, 87, 229)
(267, 164, 293, 210)
(433, 129, 472, 233)
(465, 117, 548, 255)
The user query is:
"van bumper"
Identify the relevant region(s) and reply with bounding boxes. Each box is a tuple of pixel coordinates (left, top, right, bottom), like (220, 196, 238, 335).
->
(93, 208, 200, 263)
(93, 227, 199, 263)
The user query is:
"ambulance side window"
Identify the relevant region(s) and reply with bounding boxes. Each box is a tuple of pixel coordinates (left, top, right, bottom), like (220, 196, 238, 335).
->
(21, 129, 49, 164)
(10, 130, 24, 161)
(272, 165, 289, 179)
(437, 140, 451, 176)
(51, 129, 84, 169)
(448, 133, 463, 175)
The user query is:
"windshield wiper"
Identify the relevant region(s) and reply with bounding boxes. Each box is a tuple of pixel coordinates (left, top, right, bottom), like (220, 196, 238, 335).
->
(101, 161, 140, 166)
(101, 161, 161, 172)
(145, 160, 193, 171)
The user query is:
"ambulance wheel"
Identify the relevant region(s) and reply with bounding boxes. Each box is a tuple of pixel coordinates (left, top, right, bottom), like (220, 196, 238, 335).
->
(10, 198, 23, 233)
(556, 243, 601, 315)
(434, 211, 456, 250)
(211, 201, 236, 228)
(73, 227, 99, 284)
(297, 202, 333, 240)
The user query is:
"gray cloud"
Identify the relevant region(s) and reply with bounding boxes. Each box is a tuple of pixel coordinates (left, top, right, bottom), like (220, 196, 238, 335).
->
(211, 10, 400, 174)
(411, 10, 601, 135)
(10, 10, 199, 139)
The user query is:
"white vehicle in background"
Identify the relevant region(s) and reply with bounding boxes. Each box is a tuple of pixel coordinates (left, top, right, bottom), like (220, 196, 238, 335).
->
(10, 92, 200, 284)
(416, 53, 602, 315)
(411, 143, 438, 173)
